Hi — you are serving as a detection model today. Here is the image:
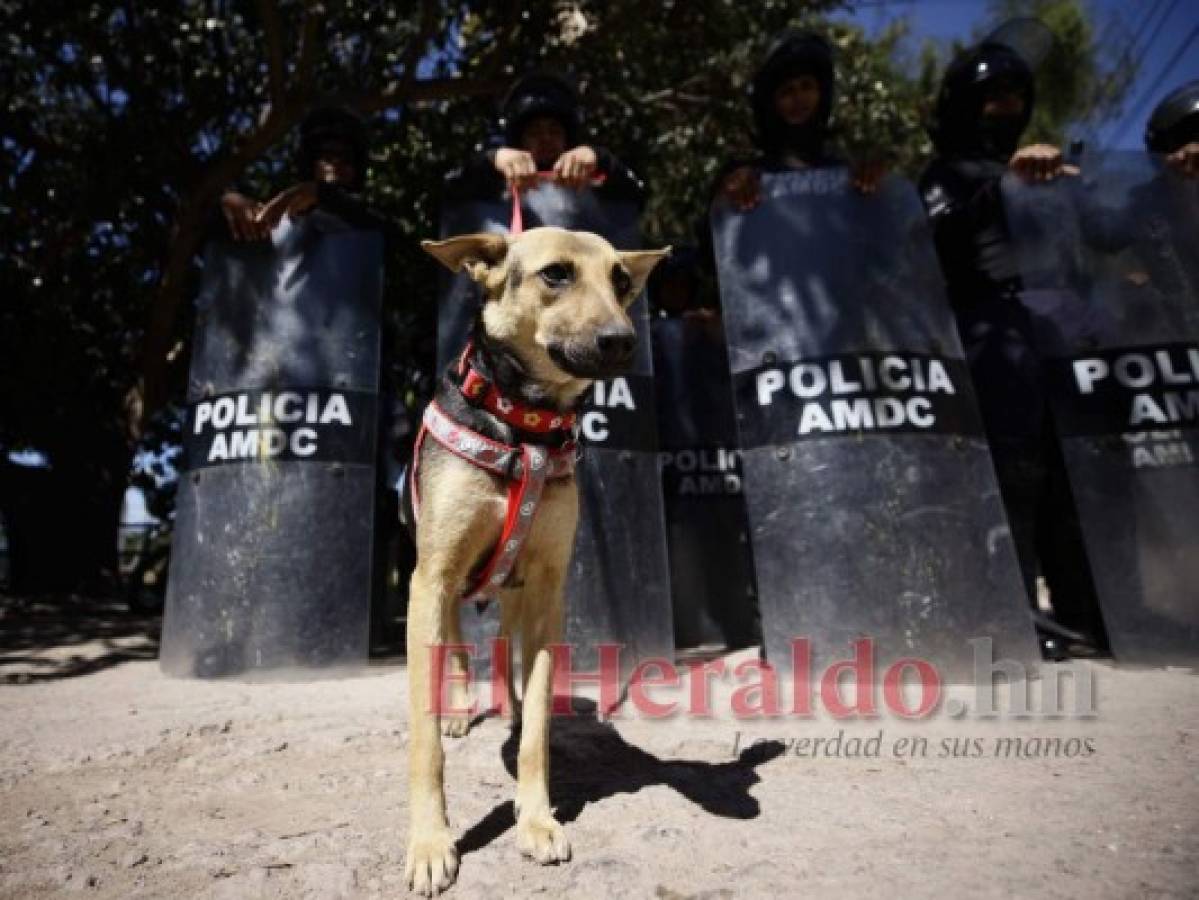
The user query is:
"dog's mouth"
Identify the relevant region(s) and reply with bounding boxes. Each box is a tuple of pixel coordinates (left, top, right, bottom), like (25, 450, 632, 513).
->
(547, 336, 636, 380)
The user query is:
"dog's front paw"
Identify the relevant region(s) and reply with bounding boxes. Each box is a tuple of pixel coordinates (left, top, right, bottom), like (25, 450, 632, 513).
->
(516, 813, 571, 865)
(404, 829, 459, 896)
(441, 714, 471, 738)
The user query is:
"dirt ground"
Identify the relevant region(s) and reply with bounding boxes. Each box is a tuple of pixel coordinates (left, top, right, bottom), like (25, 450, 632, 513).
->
(2, 595, 1197, 899)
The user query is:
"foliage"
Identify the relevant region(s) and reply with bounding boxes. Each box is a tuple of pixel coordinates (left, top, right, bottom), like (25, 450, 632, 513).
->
(825, 20, 933, 173)
(0, 0, 1134, 587)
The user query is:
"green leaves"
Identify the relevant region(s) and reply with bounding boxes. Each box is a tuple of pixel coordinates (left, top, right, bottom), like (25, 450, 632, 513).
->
(826, 21, 931, 170)
(1, 0, 1132, 456)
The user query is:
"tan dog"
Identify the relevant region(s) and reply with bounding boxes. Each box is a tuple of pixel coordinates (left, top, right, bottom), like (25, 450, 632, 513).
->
(405, 227, 668, 894)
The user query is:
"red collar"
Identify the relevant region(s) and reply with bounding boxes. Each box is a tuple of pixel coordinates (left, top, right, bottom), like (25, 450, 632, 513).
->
(455, 343, 578, 436)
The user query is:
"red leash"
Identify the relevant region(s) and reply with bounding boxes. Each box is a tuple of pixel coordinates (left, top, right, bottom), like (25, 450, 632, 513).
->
(509, 171, 607, 235)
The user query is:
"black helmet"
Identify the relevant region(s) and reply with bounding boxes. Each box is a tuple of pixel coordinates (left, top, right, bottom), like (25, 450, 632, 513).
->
(930, 40, 1035, 158)
(648, 245, 700, 315)
(501, 72, 583, 148)
(1145, 80, 1199, 154)
(749, 31, 835, 160)
(298, 105, 369, 189)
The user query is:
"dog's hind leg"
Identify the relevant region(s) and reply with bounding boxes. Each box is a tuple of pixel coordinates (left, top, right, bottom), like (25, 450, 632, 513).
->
(440, 600, 474, 738)
(404, 562, 460, 895)
(512, 561, 572, 865)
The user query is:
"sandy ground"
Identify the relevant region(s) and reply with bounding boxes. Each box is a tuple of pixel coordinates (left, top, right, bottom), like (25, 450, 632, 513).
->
(2, 596, 1198, 899)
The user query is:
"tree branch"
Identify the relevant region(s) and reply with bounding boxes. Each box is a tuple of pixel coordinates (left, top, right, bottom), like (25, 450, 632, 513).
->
(396, 0, 440, 86)
(293, 0, 326, 99)
(136, 3, 518, 430)
(0, 114, 66, 157)
(471, 2, 523, 84)
(256, 0, 287, 107)
(136, 105, 298, 427)
(347, 76, 503, 114)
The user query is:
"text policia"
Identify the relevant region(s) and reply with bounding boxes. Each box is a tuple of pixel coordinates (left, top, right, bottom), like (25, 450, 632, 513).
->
(1072, 346, 1199, 429)
(752, 353, 965, 438)
(188, 389, 367, 465)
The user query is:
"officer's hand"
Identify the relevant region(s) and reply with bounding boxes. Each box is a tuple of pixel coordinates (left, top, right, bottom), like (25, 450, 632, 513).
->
(255, 182, 318, 231)
(1010, 144, 1079, 182)
(286, 181, 319, 215)
(721, 166, 762, 211)
(494, 148, 539, 190)
(553, 145, 598, 190)
(849, 159, 888, 195)
(1166, 142, 1199, 178)
(220, 191, 269, 241)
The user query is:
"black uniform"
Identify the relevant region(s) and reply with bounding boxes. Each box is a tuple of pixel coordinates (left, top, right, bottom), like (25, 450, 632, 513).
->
(919, 41, 1105, 649)
(444, 72, 644, 208)
(700, 31, 839, 262)
(296, 107, 406, 648)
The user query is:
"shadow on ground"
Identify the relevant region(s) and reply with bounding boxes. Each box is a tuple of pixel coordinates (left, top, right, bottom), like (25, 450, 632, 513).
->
(0, 593, 161, 684)
(457, 698, 784, 857)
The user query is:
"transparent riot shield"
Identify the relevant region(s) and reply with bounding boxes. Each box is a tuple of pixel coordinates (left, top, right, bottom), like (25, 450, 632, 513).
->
(652, 315, 759, 650)
(436, 184, 673, 682)
(712, 169, 1040, 681)
(1003, 152, 1199, 666)
(161, 214, 383, 677)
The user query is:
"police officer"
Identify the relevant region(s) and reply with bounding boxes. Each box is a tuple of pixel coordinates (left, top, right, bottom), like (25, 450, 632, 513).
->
(253, 106, 397, 237)
(919, 34, 1106, 656)
(219, 105, 404, 650)
(716, 30, 887, 211)
(444, 72, 643, 206)
(1145, 79, 1199, 176)
(1143, 81, 1199, 326)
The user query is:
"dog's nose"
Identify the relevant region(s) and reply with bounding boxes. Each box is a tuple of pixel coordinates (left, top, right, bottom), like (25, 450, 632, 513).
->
(595, 326, 636, 363)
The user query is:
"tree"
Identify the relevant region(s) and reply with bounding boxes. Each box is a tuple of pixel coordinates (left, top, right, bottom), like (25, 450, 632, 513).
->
(1, 0, 1130, 590)
(0, 0, 521, 589)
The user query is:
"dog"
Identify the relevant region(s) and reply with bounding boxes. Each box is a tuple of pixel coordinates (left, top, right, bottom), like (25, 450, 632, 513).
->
(404, 227, 668, 894)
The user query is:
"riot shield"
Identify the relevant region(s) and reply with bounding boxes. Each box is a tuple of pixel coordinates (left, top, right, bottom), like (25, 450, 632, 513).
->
(712, 169, 1040, 681)
(651, 314, 758, 650)
(1003, 153, 1199, 666)
(161, 213, 383, 678)
(437, 184, 673, 683)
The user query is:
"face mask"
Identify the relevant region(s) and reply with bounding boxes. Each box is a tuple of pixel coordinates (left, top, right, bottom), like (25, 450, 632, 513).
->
(975, 112, 1027, 159)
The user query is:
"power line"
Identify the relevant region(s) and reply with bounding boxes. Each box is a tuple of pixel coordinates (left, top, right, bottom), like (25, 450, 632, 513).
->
(1091, 0, 1183, 147)
(1126, 0, 1182, 77)
(1128, 0, 1170, 51)
(1108, 24, 1199, 147)
(1077, 0, 1172, 143)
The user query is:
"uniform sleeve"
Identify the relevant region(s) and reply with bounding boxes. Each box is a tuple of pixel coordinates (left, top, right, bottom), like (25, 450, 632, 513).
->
(918, 162, 976, 298)
(442, 151, 505, 205)
(918, 162, 963, 225)
(696, 156, 763, 274)
(592, 146, 646, 208)
(206, 183, 260, 243)
(314, 183, 402, 253)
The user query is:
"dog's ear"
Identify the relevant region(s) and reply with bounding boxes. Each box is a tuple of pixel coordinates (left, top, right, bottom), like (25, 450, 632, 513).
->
(421, 233, 509, 292)
(618, 247, 672, 299)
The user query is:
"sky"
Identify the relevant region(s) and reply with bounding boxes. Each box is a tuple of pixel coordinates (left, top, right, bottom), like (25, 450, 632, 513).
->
(840, 0, 1199, 150)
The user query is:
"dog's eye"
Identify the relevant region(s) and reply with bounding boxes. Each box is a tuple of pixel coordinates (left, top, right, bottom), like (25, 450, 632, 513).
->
(539, 263, 574, 289)
(612, 266, 633, 297)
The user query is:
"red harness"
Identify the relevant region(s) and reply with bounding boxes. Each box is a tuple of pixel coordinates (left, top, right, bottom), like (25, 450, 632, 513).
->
(411, 346, 578, 604)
